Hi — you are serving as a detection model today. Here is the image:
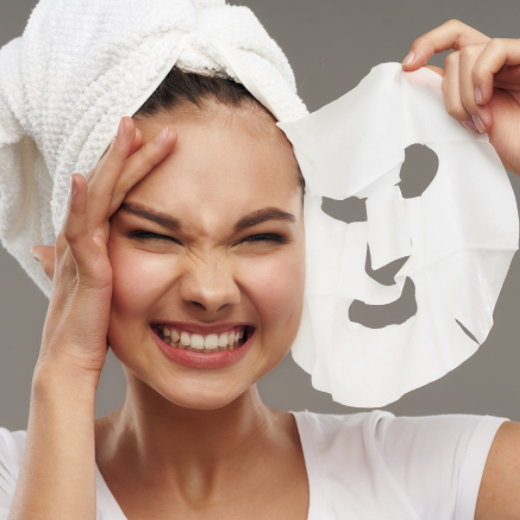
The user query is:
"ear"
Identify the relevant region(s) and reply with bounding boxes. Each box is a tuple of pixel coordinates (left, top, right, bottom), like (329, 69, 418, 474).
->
(30, 245, 56, 281)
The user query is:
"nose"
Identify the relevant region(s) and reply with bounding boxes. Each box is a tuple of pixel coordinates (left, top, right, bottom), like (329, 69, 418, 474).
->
(179, 257, 241, 314)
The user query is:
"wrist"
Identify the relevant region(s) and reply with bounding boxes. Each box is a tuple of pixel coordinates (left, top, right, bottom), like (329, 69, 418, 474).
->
(33, 355, 100, 406)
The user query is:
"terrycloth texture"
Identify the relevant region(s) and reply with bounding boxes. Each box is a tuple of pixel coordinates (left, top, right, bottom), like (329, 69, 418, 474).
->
(0, 0, 308, 296)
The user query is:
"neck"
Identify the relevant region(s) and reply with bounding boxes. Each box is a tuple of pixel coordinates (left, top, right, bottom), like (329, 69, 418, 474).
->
(96, 375, 282, 484)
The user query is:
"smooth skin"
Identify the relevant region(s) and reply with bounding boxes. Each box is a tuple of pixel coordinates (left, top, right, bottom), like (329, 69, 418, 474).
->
(6, 18, 520, 520)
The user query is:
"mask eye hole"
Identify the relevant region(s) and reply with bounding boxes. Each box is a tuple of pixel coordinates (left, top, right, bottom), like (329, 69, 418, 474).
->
(321, 196, 367, 223)
(398, 143, 439, 199)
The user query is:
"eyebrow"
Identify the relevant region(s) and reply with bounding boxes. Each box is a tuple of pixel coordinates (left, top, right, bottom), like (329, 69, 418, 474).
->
(118, 203, 296, 233)
(234, 207, 296, 232)
(119, 202, 181, 232)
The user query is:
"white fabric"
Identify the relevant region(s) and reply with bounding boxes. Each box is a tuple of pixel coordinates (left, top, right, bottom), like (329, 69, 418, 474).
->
(0, 0, 308, 297)
(0, 411, 508, 518)
(279, 63, 519, 407)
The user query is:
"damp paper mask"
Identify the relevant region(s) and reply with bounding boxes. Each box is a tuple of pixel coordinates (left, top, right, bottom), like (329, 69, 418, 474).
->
(278, 63, 519, 408)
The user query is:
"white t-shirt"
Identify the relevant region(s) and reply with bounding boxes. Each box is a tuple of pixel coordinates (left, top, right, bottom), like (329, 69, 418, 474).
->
(0, 410, 508, 519)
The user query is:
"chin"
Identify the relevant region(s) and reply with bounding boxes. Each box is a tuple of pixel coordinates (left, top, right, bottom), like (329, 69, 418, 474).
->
(150, 376, 250, 411)
(166, 392, 241, 411)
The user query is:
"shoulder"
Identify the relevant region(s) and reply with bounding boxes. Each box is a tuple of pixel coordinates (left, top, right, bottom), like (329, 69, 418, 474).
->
(295, 409, 508, 467)
(294, 409, 508, 450)
(293, 410, 509, 520)
(476, 420, 520, 520)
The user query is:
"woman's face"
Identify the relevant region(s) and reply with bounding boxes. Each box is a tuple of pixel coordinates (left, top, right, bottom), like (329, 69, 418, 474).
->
(107, 105, 305, 410)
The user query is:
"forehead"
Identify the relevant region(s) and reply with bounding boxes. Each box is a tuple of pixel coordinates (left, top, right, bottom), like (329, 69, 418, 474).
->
(126, 107, 302, 226)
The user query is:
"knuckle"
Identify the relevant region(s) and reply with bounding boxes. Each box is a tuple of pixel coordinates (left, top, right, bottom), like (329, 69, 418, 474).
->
(62, 227, 79, 244)
(445, 51, 459, 67)
(444, 102, 466, 120)
(445, 19, 462, 30)
(488, 38, 504, 52)
(460, 44, 477, 58)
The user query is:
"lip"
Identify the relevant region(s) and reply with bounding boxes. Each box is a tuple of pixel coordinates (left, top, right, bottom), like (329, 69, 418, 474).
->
(151, 325, 255, 369)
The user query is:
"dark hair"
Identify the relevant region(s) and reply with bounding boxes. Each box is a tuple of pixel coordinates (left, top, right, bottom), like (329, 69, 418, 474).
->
(134, 66, 305, 195)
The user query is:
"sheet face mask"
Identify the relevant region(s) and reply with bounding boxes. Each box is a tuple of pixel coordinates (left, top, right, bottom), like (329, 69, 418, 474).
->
(278, 63, 519, 408)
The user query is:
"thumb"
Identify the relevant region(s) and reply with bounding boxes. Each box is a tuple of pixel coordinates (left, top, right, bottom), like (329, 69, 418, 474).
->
(31, 245, 56, 281)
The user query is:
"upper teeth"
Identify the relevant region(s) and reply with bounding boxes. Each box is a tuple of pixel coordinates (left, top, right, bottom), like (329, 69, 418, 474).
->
(159, 326, 246, 352)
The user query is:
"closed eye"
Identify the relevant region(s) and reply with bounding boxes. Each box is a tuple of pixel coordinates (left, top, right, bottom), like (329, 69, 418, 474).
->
(128, 231, 287, 245)
(128, 230, 179, 243)
(241, 233, 287, 244)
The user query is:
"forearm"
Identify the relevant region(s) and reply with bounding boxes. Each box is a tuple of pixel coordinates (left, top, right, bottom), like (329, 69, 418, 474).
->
(8, 361, 99, 520)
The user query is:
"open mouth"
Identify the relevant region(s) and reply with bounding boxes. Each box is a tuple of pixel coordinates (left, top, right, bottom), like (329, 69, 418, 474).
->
(152, 324, 254, 354)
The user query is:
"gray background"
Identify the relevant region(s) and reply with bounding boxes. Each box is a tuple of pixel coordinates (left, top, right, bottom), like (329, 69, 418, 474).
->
(1, 0, 520, 431)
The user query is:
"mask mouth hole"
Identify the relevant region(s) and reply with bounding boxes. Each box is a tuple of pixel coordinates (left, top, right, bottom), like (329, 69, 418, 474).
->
(348, 276, 417, 329)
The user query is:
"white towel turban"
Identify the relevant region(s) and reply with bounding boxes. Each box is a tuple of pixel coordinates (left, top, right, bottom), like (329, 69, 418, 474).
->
(0, 0, 308, 297)
(0, 1, 517, 407)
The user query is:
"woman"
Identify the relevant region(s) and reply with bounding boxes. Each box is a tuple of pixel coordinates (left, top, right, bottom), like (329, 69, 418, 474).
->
(1, 5, 520, 519)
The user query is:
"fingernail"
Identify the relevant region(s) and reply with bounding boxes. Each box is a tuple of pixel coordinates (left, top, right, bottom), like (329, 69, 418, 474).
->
(70, 175, 76, 195)
(402, 51, 414, 65)
(472, 115, 486, 133)
(117, 118, 125, 137)
(461, 120, 478, 134)
(155, 127, 169, 142)
(475, 87, 483, 105)
(30, 249, 40, 262)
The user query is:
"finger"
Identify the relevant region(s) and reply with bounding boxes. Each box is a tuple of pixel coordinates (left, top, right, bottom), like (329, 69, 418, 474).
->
(442, 51, 477, 133)
(92, 124, 143, 175)
(128, 127, 143, 156)
(108, 127, 177, 216)
(87, 123, 174, 231)
(31, 245, 56, 281)
(62, 173, 100, 274)
(402, 19, 489, 70)
(459, 42, 492, 132)
(87, 116, 136, 189)
(473, 39, 520, 106)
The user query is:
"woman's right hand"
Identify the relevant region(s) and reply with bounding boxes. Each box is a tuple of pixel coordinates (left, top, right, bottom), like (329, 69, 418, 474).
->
(31, 117, 177, 385)
(402, 20, 520, 177)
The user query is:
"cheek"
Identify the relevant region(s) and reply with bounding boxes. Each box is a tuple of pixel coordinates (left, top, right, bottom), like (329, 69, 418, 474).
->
(241, 245, 305, 344)
(108, 244, 173, 329)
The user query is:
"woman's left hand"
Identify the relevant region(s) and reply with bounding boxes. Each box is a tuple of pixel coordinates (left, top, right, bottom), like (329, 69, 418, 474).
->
(402, 19, 520, 177)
